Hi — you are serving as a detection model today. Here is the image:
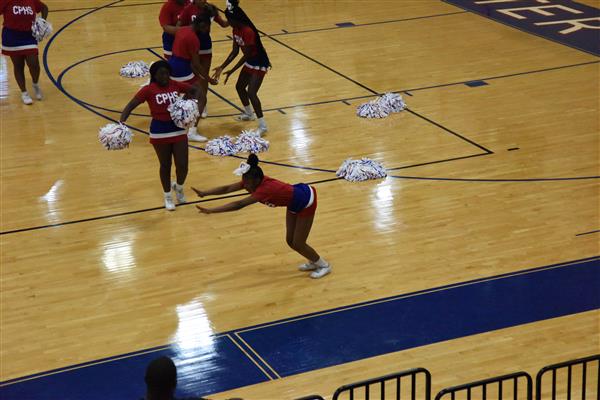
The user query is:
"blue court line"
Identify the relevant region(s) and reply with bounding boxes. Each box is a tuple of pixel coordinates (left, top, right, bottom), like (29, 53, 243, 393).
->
(465, 80, 488, 87)
(1, 257, 598, 398)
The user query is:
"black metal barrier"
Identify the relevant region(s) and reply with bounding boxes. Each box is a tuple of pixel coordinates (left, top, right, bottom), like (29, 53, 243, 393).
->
(434, 372, 533, 400)
(332, 368, 431, 400)
(535, 354, 599, 400)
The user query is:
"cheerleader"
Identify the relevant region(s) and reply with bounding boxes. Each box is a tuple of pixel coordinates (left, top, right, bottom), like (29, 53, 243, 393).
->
(169, 14, 217, 142)
(212, 0, 270, 136)
(1, 0, 49, 105)
(192, 154, 331, 279)
(158, 0, 186, 59)
(176, 0, 228, 119)
(120, 61, 199, 211)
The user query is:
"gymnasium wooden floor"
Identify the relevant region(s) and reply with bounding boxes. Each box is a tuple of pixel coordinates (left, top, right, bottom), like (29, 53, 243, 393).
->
(1, 0, 599, 399)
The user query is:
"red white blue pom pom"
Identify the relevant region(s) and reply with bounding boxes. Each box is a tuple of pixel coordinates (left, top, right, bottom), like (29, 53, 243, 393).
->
(119, 61, 150, 78)
(205, 136, 237, 156)
(356, 92, 406, 119)
(356, 101, 389, 119)
(378, 92, 406, 113)
(98, 123, 133, 150)
(336, 158, 387, 182)
(235, 130, 270, 153)
(31, 18, 52, 42)
(168, 97, 200, 129)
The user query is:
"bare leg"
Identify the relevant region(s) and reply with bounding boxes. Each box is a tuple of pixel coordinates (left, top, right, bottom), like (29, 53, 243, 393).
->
(10, 56, 27, 92)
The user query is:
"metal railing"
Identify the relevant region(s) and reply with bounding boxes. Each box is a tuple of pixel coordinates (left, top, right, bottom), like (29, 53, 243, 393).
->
(332, 368, 432, 400)
(434, 371, 533, 400)
(535, 354, 599, 400)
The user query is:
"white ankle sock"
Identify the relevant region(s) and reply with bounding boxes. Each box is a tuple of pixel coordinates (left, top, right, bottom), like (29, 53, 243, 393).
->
(164, 191, 172, 198)
(32, 83, 40, 89)
(244, 104, 253, 115)
(314, 257, 328, 268)
(188, 126, 197, 135)
(258, 117, 267, 129)
(174, 183, 183, 191)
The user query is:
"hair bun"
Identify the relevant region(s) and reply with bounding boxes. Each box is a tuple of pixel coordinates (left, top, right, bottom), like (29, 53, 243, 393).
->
(247, 153, 259, 167)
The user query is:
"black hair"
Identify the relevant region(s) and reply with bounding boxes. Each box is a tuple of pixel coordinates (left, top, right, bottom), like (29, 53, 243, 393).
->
(149, 60, 171, 83)
(243, 153, 264, 182)
(225, 0, 271, 68)
(144, 356, 177, 396)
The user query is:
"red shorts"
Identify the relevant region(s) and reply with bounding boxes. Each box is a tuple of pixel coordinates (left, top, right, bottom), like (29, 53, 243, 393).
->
(242, 65, 267, 77)
(297, 186, 317, 217)
(150, 134, 188, 145)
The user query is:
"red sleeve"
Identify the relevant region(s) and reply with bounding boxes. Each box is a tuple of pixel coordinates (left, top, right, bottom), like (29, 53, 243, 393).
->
(33, 0, 44, 13)
(173, 81, 192, 94)
(242, 26, 256, 46)
(158, 3, 172, 26)
(134, 85, 150, 103)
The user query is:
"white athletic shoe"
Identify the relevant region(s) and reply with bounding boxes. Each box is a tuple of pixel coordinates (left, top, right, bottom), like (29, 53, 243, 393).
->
(310, 264, 331, 279)
(21, 92, 33, 105)
(298, 262, 317, 272)
(172, 182, 186, 204)
(256, 126, 268, 136)
(188, 132, 208, 142)
(164, 193, 176, 211)
(235, 113, 256, 121)
(33, 85, 43, 100)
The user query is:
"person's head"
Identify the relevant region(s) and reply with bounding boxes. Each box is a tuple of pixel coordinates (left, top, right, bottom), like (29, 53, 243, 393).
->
(224, 0, 271, 67)
(145, 357, 177, 400)
(192, 12, 211, 33)
(149, 61, 171, 86)
(224, 0, 245, 29)
(242, 154, 264, 192)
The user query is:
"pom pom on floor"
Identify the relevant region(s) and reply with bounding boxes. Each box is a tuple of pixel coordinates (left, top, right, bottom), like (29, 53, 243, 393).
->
(32, 18, 53, 42)
(168, 97, 200, 129)
(205, 136, 237, 156)
(119, 61, 150, 78)
(98, 123, 133, 150)
(356, 92, 406, 119)
(336, 158, 387, 182)
(377, 92, 406, 113)
(356, 101, 389, 119)
(235, 130, 270, 154)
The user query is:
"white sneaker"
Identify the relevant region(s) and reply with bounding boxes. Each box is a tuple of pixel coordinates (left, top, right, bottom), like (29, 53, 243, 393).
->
(298, 262, 317, 272)
(33, 85, 43, 100)
(256, 126, 268, 136)
(172, 182, 186, 204)
(164, 193, 176, 211)
(21, 92, 33, 105)
(310, 264, 331, 279)
(201, 106, 208, 119)
(188, 132, 208, 142)
(235, 113, 256, 121)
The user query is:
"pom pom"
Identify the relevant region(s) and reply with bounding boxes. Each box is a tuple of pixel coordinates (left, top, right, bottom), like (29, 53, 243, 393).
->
(119, 61, 150, 78)
(98, 123, 133, 150)
(377, 92, 406, 113)
(356, 101, 389, 119)
(31, 18, 53, 42)
(168, 97, 200, 129)
(336, 158, 387, 182)
(205, 136, 237, 156)
(235, 130, 270, 153)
